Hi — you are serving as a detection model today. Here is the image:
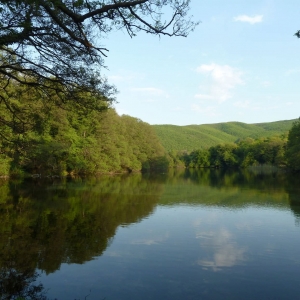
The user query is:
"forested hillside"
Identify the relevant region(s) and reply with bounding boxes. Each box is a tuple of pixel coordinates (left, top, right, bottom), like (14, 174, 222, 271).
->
(1, 79, 298, 177)
(153, 120, 295, 151)
(0, 80, 167, 176)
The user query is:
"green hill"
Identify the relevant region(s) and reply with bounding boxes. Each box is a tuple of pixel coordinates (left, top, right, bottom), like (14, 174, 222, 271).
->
(153, 119, 296, 151)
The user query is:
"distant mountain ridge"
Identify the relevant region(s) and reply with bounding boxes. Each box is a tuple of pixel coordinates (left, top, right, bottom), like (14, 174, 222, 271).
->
(152, 119, 296, 151)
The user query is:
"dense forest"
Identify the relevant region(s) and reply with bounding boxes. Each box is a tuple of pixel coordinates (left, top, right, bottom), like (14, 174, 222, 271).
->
(1, 80, 300, 176)
(176, 119, 300, 171)
(0, 0, 198, 179)
(0, 80, 169, 176)
(179, 135, 287, 169)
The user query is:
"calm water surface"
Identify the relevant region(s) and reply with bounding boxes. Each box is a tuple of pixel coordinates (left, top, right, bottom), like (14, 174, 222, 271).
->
(1, 169, 300, 299)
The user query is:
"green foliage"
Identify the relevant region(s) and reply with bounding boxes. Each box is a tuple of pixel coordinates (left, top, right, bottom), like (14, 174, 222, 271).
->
(121, 115, 166, 171)
(157, 168, 294, 213)
(0, 0, 197, 117)
(0, 81, 168, 176)
(183, 149, 210, 168)
(153, 120, 294, 152)
(0, 155, 10, 176)
(286, 118, 300, 171)
(209, 144, 238, 168)
(179, 135, 287, 169)
(0, 174, 163, 275)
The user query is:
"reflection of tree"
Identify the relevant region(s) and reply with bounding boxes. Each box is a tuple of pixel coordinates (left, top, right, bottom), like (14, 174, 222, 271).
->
(163, 168, 300, 226)
(185, 167, 288, 191)
(0, 266, 46, 300)
(150, 167, 289, 193)
(158, 168, 290, 208)
(285, 174, 300, 225)
(0, 174, 163, 280)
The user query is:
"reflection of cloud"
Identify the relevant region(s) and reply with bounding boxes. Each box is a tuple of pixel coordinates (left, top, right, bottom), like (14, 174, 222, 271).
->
(235, 220, 263, 231)
(131, 233, 169, 246)
(233, 15, 263, 24)
(196, 63, 243, 103)
(104, 251, 123, 257)
(131, 239, 160, 245)
(196, 228, 246, 271)
(198, 245, 245, 271)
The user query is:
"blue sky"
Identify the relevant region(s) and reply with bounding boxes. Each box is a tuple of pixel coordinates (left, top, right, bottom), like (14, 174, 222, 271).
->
(102, 0, 300, 125)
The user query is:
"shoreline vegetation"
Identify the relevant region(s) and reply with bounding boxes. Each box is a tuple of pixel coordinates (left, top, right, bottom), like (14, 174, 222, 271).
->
(1, 81, 299, 178)
(0, 116, 299, 179)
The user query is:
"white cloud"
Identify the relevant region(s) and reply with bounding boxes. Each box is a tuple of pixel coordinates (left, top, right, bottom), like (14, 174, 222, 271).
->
(234, 100, 262, 111)
(194, 94, 214, 100)
(130, 87, 160, 92)
(233, 14, 263, 24)
(107, 75, 126, 82)
(191, 104, 220, 117)
(234, 100, 251, 109)
(129, 87, 170, 103)
(195, 63, 244, 103)
(130, 87, 168, 97)
(234, 100, 285, 112)
(106, 70, 145, 83)
(285, 69, 300, 76)
(261, 80, 271, 87)
(115, 107, 129, 116)
(172, 106, 183, 111)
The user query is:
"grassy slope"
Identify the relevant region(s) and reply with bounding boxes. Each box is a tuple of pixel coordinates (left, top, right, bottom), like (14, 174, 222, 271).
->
(153, 119, 296, 151)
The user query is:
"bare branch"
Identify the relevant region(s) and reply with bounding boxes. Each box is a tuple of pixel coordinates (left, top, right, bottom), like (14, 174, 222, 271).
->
(78, 0, 148, 22)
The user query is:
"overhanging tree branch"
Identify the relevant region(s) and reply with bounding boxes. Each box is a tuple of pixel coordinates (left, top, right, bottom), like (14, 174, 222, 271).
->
(0, 0, 198, 131)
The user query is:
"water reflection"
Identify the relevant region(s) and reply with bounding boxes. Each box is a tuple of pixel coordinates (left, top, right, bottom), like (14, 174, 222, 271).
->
(157, 168, 291, 208)
(0, 174, 164, 298)
(285, 174, 300, 225)
(0, 169, 300, 299)
(197, 227, 246, 271)
(0, 268, 47, 300)
(130, 233, 169, 246)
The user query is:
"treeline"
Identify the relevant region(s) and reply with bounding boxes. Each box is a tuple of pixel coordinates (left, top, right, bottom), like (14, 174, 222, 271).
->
(0, 80, 169, 176)
(0, 107, 171, 176)
(175, 118, 300, 172)
(179, 136, 287, 169)
(1, 78, 300, 176)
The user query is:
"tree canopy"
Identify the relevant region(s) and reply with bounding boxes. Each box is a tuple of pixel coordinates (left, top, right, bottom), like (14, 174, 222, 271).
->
(286, 118, 300, 171)
(0, 78, 169, 176)
(0, 0, 198, 106)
